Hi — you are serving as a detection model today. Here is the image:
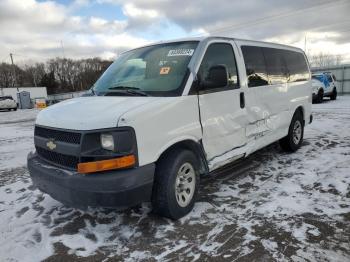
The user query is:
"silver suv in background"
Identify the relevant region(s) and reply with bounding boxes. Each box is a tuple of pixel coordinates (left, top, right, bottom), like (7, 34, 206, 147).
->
(312, 72, 337, 103)
(0, 96, 17, 111)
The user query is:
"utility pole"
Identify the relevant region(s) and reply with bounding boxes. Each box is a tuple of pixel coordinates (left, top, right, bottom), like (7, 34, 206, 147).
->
(33, 72, 37, 87)
(60, 40, 65, 58)
(9, 53, 19, 91)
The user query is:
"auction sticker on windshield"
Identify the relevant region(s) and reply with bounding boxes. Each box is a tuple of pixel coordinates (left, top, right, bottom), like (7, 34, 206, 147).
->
(167, 49, 194, 56)
(160, 67, 171, 75)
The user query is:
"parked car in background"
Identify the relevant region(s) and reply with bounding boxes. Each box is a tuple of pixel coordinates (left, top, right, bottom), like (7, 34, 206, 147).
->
(0, 96, 17, 111)
(312, 77, 326, 103)
(325, 72, 338, 100)
(312, 72, 337, 103)
(28, 36, 312, 220)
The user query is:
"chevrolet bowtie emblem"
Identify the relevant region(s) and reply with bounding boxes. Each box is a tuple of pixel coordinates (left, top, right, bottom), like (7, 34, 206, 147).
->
(46, 140, 57, 150)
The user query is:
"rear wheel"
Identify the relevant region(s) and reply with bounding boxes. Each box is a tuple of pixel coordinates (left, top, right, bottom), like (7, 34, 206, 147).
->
(280, 110, 304, 152)
(330, 88, 337, 100)
(152, 149, 199, 220)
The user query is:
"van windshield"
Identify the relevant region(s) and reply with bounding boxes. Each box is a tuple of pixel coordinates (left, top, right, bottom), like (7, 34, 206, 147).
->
(92, 41, 198, 97)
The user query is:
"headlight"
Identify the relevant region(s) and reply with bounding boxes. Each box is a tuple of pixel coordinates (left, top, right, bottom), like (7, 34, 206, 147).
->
(81, 128, 136, 158)
(100, 133, 114, 151)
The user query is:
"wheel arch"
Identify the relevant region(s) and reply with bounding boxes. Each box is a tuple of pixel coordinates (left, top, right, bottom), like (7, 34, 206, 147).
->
(294, 105, 305, 125)
(156, 139, 209, 176)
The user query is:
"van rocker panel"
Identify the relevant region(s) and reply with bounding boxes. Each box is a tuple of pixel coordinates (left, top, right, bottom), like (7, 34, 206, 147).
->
(27, 152, 155, 209)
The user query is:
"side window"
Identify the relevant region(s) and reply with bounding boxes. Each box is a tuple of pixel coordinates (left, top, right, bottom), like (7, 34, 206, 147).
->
(327, 75, 333, 82)
(241, 46, 268, 87)
(283, 51, 310, 82)
(198, 43, 239, 91)
(263, 47, 288, 85)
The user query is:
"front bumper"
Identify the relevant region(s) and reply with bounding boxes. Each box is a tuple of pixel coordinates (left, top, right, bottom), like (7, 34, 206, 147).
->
(27, 152, 155, 209)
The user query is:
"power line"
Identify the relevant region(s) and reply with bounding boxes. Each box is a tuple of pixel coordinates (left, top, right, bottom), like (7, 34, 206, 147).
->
(210, 0, 347, 35)
(306, 20, 350, 33)
(11, 53, 45, 63)
(11, 53, 32, 58)
(195, 0, 348, 36)
(335, 27, 350, 34)
(0, 54, 9, 63)
(305, 20, 350, 51)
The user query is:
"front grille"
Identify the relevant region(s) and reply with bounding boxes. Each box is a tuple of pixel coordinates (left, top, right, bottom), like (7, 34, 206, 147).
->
(36, 146, 79, 169)
(35, 126, 81, 144)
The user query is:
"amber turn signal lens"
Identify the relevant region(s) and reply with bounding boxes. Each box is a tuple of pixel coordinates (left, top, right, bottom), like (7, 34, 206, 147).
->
(77, 155, 136, 174)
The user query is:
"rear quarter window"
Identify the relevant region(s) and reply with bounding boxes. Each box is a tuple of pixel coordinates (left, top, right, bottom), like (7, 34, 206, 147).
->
(241, 45, 310, 87)
(262, 47, 289, 85)
(241, 46, 269, 87)
(283, 51, 310, 82)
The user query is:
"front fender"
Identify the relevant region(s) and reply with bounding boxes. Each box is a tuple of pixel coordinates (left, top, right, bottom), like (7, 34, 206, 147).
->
(117, 96, 203, 166)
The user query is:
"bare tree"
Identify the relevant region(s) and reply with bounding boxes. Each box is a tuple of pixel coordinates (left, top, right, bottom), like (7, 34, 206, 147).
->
(0, 63, 14, 87)
(24, 63, 46, 87)
(308, 52, 344, 68)
(0, 57, 112, 93)
(0, 63, 26, 87)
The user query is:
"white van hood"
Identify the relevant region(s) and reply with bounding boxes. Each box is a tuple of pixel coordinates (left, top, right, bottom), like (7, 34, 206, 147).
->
(36, 96, 161, 130)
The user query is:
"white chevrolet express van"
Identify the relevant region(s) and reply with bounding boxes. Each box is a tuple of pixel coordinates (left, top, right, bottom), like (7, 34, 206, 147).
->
(28, 37, 312, 219)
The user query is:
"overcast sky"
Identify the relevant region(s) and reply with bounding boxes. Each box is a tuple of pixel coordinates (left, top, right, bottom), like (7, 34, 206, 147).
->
(0, 0, 350, 64)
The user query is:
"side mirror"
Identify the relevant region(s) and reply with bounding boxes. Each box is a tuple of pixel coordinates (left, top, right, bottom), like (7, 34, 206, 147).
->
(200, 65, 228, 90)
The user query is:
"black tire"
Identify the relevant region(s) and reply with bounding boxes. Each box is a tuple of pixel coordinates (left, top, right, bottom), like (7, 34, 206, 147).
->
(279, 110, 304, 152)
(152, 149, 200, 220)
(330, 88, 337, 100)
(316, 89, 323, 103)
(13, 107, 17, 111)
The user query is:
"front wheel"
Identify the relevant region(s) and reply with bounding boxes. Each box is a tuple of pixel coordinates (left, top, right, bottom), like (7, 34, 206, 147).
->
(330, 88, 337, 100)
(152, 149, 199, 220)
(280, 111, 304, 152)
(316, 89, 323, 103)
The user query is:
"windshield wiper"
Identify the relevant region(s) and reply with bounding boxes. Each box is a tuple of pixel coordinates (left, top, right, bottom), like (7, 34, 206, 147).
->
(82, 88, 96, 97)
(106, 86, 149, 96)
(108, 85, 139, 90)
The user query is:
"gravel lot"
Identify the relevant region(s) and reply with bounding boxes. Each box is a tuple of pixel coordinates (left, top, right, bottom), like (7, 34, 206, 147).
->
(0, 98, 349, 261)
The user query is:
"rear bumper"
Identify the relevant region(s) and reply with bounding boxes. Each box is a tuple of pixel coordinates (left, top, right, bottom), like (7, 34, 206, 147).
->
(27, 152, 155, 209)
(0, 106, 17, 110)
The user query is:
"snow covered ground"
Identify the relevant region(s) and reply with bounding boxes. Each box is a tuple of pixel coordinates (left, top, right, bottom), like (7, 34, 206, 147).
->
(0, 98, 349, 261)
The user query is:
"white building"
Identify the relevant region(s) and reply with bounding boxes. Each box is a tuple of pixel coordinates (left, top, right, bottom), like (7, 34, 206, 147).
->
(0, 87, 47, 102)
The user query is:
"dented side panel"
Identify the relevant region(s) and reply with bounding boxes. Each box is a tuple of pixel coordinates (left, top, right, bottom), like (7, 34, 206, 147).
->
(199, 89, 248, 162)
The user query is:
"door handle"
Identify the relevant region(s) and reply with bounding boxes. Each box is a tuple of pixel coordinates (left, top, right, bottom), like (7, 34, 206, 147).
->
(240, 92, 245, 109)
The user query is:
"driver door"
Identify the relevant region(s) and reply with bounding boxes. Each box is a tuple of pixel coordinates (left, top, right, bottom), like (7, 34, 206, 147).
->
(197, 42, 248, 170)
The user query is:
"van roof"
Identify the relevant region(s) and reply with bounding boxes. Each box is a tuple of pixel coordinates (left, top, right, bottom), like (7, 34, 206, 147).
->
(127, 36, 304, 54)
